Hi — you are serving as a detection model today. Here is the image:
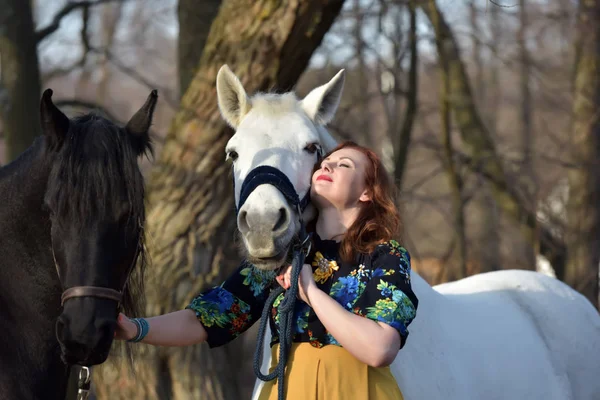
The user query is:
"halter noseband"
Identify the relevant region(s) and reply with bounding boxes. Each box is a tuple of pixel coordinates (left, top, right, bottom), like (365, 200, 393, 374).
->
(52, 231, 141, 307)
(234, 146, 324, 216)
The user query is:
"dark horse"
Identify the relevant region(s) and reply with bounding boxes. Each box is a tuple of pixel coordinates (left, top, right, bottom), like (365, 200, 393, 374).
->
(0, 89, 156, 400)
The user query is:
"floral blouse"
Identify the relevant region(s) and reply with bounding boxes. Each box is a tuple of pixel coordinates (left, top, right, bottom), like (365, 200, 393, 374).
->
(186, 234, 418, 350)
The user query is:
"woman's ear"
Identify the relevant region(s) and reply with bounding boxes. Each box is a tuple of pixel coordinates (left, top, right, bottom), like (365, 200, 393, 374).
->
(359, 190, 371, 203)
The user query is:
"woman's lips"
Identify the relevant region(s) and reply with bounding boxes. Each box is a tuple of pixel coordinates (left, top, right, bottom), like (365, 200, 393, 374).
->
(316, 175, 333, 182)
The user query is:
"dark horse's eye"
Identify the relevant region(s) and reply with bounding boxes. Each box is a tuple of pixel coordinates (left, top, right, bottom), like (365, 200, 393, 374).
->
(304, 143, 321, 155)
(227, 150, 239, 161)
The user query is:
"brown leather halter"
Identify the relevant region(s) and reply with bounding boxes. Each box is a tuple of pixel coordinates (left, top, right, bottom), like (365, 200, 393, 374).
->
(52, 233, 141, 307)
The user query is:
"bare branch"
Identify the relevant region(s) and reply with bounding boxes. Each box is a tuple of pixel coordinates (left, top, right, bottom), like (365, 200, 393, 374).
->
(79, 3, 92, 67)
(35, 0, 128, 43)
(89, 47, 179, 108)
(42, 63, 83, 82)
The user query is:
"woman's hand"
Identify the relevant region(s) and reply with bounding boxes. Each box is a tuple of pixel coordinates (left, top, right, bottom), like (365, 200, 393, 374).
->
(114, 313, 137, 341)
(276, 263, 317, 306)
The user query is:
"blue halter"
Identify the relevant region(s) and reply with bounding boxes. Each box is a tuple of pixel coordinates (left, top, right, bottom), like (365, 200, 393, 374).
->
(235, 165, 311, 216)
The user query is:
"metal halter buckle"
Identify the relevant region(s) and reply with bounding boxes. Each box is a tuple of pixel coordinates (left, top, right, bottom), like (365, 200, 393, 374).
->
(77, 366, 91, 400)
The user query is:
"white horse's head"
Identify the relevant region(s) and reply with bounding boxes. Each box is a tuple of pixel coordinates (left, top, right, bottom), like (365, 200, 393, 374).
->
(216, 65, 344, 270)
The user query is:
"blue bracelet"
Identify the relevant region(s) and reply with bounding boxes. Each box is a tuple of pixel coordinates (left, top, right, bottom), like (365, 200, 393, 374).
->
(127, 317, 149, 343)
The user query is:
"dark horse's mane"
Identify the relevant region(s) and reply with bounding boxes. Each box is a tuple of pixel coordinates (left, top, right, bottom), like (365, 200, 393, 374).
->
(47, 112, 152, 363)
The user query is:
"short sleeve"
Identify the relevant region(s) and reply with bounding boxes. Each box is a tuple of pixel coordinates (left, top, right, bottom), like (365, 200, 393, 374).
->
(185, 260, 276, 348)
(352, 240, 418, 348)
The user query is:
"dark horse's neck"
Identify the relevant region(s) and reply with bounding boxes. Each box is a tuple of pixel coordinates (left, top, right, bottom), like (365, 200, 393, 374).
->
(0, 138, 69, 400)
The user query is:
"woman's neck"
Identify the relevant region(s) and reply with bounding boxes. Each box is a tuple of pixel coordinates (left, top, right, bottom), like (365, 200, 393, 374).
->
(315, 206, 361, 242)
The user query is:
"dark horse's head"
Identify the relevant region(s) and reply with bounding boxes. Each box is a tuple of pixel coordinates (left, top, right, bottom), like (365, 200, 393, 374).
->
(39, 89, 155, 366)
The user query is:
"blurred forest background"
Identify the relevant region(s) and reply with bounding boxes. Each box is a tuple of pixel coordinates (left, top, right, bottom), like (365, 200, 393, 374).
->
(1, 0, 598, 399)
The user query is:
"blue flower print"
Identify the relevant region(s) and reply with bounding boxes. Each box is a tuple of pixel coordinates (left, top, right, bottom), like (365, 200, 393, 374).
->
(331, 275, 362, 309)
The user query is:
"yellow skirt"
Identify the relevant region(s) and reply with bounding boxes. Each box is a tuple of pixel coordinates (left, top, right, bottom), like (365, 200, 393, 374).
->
(257, 343, 404, 400)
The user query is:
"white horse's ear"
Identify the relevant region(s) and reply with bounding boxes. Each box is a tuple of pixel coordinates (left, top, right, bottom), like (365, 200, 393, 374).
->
(216, 65, 251, 129)
(300, 69, 345, 126)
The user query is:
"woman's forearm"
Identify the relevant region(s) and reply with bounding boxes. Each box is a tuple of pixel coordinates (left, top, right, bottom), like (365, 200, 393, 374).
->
(306, 286, 400, 367)
(140, 309, 207, 347)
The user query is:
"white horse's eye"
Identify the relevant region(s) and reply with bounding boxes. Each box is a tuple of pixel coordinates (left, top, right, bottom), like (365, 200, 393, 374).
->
(304, 142, 321, 155)
(226, 150, 239, 161)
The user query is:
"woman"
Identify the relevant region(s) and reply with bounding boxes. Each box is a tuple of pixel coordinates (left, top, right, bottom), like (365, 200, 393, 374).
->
(115, 141, 418, 399)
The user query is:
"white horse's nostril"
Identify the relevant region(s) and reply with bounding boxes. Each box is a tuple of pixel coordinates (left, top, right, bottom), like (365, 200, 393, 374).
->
(238, 210, 250, 233)
(272, 208, 288, 232)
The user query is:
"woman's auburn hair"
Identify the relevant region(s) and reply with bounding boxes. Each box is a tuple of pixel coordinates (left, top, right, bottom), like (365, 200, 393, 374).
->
(311, 141, 402, 263)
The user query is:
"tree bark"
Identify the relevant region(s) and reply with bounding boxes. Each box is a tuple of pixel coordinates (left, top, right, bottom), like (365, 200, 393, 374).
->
(394, 1, 418, 190)
(177, 0, 222, 95)
(488, 3, 500, 136)
(471, 0, 500, 273)
(518, 0, 537, 268)
(565, 0, 600, 308)
(0, 0, 41, 162)
(437, 30, 467, 280)
(469, 1, 483, 101)
(97, 2, 123, 104)
(420, 0, 566, 277)
(352, 0, 372, 147)
(93, 1, 345, 399)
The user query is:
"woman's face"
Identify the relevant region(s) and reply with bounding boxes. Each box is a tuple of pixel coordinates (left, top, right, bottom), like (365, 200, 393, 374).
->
(310, 148, 371, 210)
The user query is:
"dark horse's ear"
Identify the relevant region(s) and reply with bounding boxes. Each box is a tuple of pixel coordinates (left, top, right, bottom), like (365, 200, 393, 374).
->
(40, 89, 70, 147)
(125, 90, 157, 157)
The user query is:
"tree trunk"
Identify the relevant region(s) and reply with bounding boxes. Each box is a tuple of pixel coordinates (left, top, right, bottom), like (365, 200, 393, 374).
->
(352, 0, 373, 148)
(518, 0, 537, 268)
(437, 31, 467, 280)
(420, 0, 566, 277)
(177, 0, 222, 95)
(97, 2, 123, 104)
(0, 0, 41, 162)
(93, 1, 346, 399)
(469, 1, 483, 101)
(565, 0, 600, 308)
(394, 1, 418, 190)
(488, 4, 500, 135)
(471, 0, 500, 273)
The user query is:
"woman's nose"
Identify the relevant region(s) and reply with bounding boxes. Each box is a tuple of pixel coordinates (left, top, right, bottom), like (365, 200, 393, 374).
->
(322, 162, 333, 172)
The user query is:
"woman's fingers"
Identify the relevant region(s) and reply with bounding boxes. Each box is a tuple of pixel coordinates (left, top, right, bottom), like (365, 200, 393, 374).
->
(276, 273, 287, 289)
(276, 266, 293, 290)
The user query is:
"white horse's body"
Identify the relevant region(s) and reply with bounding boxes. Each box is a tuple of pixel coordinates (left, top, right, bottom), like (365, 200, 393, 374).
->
(215, 65, 600, 400)
(251, 270, 600, 400)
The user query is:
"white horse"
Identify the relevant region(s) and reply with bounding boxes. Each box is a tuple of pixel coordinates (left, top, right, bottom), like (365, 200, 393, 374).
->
(215, 65, 600, 400)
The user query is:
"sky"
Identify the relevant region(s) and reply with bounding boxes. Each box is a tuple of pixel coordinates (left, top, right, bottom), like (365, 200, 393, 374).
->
(34, 0, 496, 73)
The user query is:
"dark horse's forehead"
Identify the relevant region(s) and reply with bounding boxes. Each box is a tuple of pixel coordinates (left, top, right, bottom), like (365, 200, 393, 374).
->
(45, 113, 145, 223)
(69, 114, 128, 155)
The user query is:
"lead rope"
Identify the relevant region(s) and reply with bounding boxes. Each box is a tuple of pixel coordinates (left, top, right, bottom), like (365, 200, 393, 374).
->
(253, 227, 311, 400)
